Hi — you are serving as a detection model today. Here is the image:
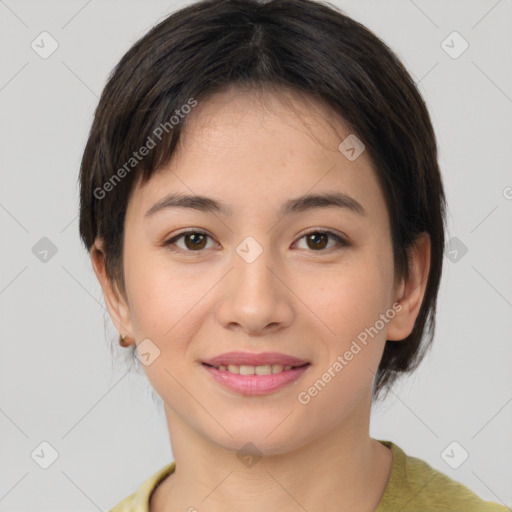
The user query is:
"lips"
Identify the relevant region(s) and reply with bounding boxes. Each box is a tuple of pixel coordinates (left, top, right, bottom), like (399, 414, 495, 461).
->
(202, 351, 309, 368)
(202, 357, 311, 396)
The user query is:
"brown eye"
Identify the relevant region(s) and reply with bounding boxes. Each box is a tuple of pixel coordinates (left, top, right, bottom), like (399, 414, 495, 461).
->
(164, 230, 215, 252)
(183, 233, 207, 250)
(306, 232, 328, 250)
(295, 230, 348, 252)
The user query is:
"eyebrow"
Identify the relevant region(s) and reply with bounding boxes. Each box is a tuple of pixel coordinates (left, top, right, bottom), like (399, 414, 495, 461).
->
(144, 191, 367, 218)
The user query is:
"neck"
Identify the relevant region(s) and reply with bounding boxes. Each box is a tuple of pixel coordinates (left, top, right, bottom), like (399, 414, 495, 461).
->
(151, 392, 392, 512)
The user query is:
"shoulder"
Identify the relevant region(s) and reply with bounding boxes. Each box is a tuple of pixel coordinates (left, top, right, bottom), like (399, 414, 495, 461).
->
(376, 441, 509, 512)
(109, 462, 176, 512)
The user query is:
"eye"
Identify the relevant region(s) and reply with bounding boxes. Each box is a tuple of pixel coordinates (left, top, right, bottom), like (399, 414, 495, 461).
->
(294, 230, 348, 252)
(164, 230, 217, 252)
(163, 229, 348, 253)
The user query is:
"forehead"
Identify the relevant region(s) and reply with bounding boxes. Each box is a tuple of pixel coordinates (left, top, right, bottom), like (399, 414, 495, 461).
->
(176, 85, 352, 162)
(127, 86, 387, 225)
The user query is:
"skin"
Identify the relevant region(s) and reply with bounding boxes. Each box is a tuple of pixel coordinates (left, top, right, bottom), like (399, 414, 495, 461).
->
(91, 85, 430, 512)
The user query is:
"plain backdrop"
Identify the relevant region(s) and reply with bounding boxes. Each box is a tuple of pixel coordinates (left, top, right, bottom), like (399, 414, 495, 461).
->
(0, 0, 511, 510)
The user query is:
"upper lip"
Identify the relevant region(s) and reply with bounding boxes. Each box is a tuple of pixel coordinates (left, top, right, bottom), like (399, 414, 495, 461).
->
(202, 351, 309, 367)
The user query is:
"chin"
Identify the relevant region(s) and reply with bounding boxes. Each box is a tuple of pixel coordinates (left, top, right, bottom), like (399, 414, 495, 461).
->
(207, 424, 309, 459)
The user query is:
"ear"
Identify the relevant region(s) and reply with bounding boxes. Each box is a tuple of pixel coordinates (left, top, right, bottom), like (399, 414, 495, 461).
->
(90, 237, 134, 345)
(386, 232, 431, 341)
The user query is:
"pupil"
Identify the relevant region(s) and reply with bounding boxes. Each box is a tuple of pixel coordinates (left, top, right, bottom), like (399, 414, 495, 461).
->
(309, 233, 327, 250)
(187, 234, 205, 249)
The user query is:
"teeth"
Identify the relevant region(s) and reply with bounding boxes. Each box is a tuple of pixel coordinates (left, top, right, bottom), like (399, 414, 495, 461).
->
(216, 364, 295, 375)
(256, 365, 272, 375)
(240, 365, 255, 375)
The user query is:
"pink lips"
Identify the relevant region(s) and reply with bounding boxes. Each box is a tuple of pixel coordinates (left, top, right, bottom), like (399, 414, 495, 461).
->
(201, 351, 310, 396)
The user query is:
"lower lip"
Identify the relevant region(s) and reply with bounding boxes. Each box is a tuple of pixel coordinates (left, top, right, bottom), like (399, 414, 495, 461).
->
(202, 364, 310, 396)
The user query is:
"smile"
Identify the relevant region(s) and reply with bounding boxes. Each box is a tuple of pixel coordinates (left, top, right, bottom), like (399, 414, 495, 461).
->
(201, 362, 311, 396)
(203, 363, 304, 375)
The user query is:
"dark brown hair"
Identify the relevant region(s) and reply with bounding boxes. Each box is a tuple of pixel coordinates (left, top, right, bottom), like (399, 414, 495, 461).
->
(79, 0, 446, 398)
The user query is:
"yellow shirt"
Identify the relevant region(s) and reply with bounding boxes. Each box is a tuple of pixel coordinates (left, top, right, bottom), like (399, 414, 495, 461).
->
(109, 441, 508, 511)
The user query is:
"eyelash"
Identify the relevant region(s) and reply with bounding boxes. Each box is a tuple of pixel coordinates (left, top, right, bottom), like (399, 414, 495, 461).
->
(163, 229, 348, 254)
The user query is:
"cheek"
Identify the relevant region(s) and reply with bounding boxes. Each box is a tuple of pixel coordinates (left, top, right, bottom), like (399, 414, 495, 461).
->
(298, 258, 393, 344)
(123, 244, 206, 338)
(290, 249, 394, 402)
(292, 263, 391, 419)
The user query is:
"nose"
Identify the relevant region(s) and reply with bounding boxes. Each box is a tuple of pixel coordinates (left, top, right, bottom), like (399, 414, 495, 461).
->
(215, 241, 294, 336)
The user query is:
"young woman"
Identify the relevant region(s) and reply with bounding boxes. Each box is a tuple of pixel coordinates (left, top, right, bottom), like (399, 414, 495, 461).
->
(78, 0, 507, 510)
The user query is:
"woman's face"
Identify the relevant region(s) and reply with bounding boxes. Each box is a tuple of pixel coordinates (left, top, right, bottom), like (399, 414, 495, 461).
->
(102, 87, 411, 455)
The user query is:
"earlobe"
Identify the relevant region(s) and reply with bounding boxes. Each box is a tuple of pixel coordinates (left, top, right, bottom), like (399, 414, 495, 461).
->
(386, 233, 431, 342)
(90, 238, 134, 343)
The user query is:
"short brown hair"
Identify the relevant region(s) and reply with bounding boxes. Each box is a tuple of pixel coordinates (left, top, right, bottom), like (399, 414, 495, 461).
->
(79, 0, 447, 398)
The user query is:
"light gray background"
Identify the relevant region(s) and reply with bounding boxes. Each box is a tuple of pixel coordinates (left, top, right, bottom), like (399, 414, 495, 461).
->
(1, 0, 511, 510)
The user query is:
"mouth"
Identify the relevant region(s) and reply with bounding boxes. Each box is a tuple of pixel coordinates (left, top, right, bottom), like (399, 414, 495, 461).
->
(201, 351, 310, 374)
(201, 362, 310, 375)
(200, 351, 311, 396)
